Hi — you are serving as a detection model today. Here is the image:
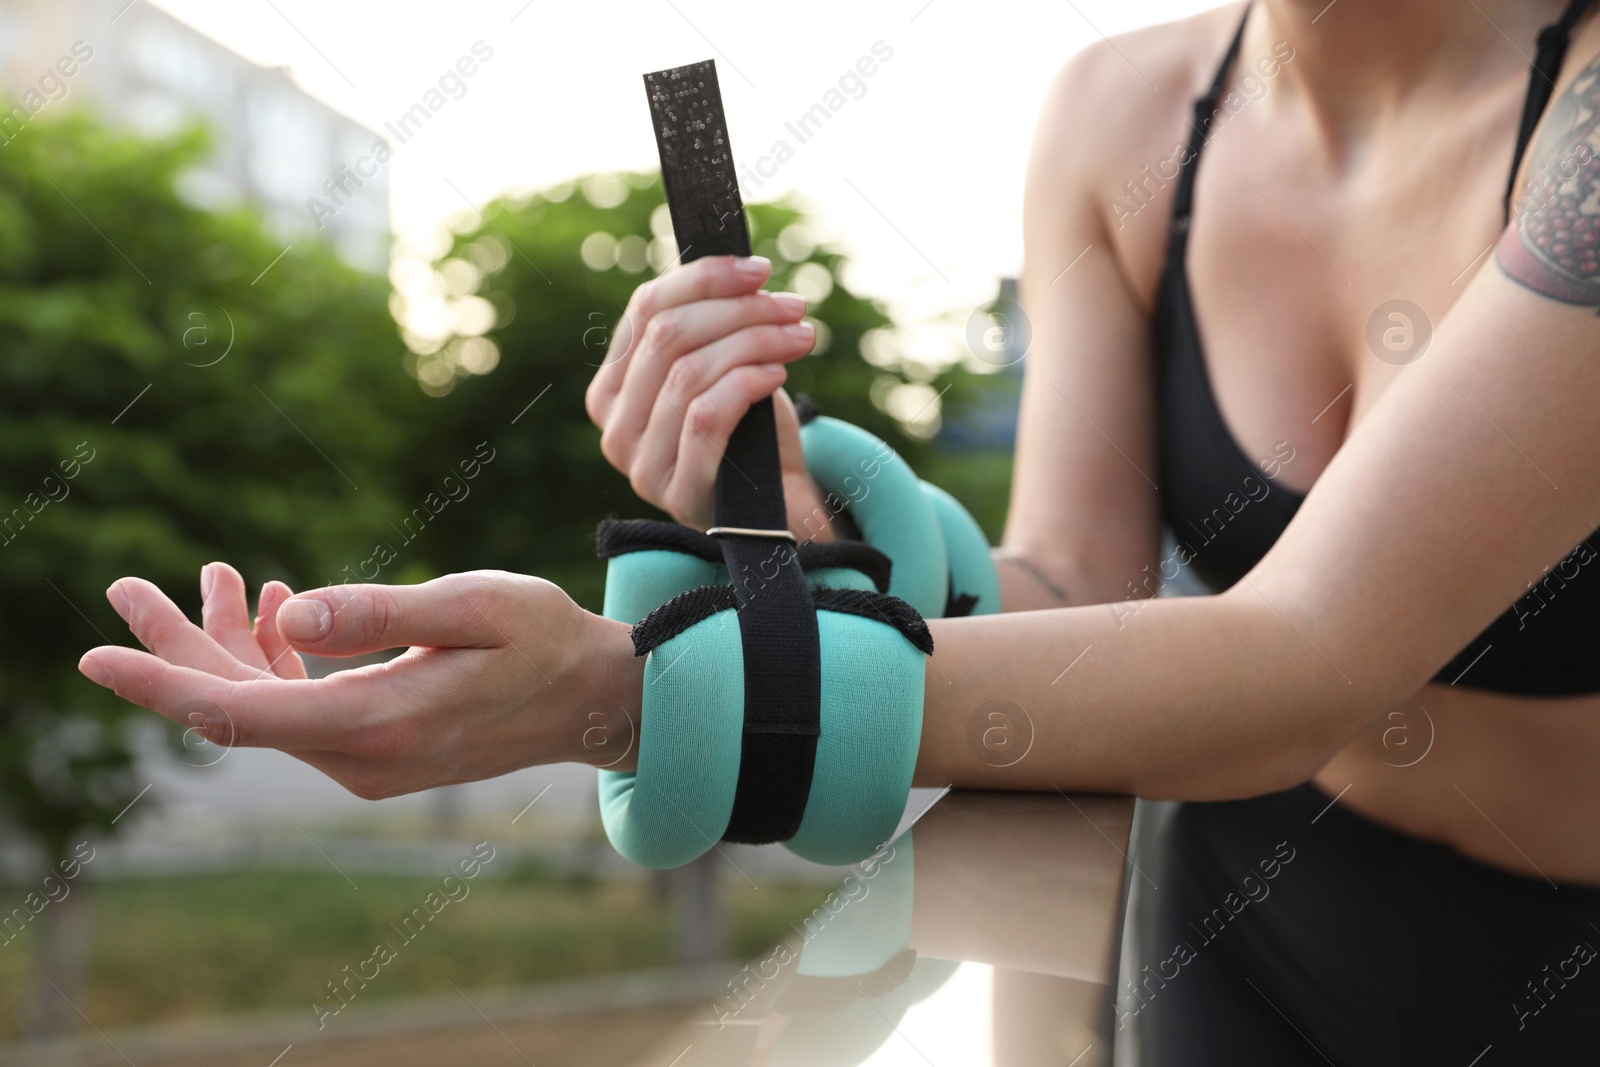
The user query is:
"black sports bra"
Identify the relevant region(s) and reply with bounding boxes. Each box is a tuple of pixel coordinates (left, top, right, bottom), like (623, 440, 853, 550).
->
(1153, 0, 1600, 695)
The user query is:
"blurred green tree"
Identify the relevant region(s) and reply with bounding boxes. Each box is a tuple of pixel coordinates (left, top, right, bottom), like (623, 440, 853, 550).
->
(390, 172, 960, 609)
(0, 114, 415, 1033)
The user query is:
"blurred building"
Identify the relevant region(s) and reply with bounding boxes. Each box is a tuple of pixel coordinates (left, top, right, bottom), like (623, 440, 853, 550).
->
(942, 276, 1026, 451)
(0, 0, 388, 269)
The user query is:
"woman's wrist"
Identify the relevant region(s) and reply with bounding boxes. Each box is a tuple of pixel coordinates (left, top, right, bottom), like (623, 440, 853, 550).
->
(570, 611, 644, 769)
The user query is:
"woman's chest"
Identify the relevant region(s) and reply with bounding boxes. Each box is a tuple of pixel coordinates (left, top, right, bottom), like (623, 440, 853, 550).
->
(1145, 97, 1524, 494)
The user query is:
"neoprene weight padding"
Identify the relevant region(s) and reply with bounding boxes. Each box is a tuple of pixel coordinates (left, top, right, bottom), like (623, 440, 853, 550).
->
(800, 416, 948, 619)
(919, 481, 1002, 617)
(601, 550, 724, 626)
(782, 610, 926, 866)
(804, 566, 880, 593)
(597, 609, 745, 868)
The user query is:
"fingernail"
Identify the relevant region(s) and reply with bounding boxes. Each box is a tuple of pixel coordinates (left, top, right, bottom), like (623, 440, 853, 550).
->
(201, 563, 216, 602)
(281, 598, 332, 642)
(108, 582, 131, 621)
(79, 653, 112, 688)
(770, 292, 806, 315)
(736, 255, 771, 277)
(784, 321, 815, 340)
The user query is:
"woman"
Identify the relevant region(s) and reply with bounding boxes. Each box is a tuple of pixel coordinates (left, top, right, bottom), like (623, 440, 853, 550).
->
(82, 0, 1600, 1059)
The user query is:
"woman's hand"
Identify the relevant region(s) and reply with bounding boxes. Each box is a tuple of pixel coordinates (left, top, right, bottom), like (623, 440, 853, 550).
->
(78, 565, 643, 798)
(585, 254, 835, 540)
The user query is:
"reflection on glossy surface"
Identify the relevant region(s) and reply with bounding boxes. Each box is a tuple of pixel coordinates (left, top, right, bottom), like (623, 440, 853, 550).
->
(628, 790, 1133, 1067)
(0, 791, 1131, 1065)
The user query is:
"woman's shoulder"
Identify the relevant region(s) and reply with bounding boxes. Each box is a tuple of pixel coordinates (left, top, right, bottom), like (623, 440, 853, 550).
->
(1025, 4, 1251, 302)
(1033, 3, 1245, 187)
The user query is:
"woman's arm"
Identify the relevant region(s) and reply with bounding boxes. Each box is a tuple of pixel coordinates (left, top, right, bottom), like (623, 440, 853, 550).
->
(914, 33, 1600, 795)
(996, 44, 1166, 612)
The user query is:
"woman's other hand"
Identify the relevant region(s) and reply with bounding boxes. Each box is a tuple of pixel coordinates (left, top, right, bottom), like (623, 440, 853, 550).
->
(79, 567, 642, 797)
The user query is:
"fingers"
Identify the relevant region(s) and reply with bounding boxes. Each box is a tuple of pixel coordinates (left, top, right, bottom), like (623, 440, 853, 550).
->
(201, 562, 270, 670)
(254, 580, 308, 680)
(595, 296, 809, 479)
(646, 316, 813, 438)
(277, 573, 512, 656)
(625, 317, 811, 504)
(77, 645, 378, 751)
(642, 254, 772, 315)
(597, 290, 808, 448)
(586, 255, 778, 423)
(662, 362, 796, 524)
(107, 577, 262, 682)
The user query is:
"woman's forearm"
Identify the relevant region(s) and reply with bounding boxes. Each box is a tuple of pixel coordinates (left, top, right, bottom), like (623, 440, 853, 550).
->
(993, 549, 1074, 611)
(913, 587, 1382, 799)
(592, 563, 1380, 798)
(993, 544, 1156, 613)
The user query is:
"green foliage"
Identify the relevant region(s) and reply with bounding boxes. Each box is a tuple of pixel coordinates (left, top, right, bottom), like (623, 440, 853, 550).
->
(391, 174, 942, 609)
(0, 115, 416, 861)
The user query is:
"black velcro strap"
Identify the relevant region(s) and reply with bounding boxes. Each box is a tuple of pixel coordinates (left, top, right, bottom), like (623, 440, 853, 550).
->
(796, 539, 893, 594)
(645, 60, 821, 845)
(719, 532, 821, 844)
(813, 588, 933, 655)
(944, 589, 979, 619)
(644, 60, 752, 261)
(599, 517, 893, 596)
(596, 518, 722, 562)
(631, 584, 738, 655)
(630, 585, 932, 658)
(712, 393, 788, 531)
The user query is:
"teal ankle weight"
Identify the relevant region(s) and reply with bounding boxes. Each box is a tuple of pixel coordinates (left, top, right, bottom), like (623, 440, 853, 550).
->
(799, 413, 1000, 621)
(593, 414, 998, 870)
(595, 522, 930, 868)
(798, 416, 948, 618)
(597, 61, 997, 871)
(920, 480, 1002, 617)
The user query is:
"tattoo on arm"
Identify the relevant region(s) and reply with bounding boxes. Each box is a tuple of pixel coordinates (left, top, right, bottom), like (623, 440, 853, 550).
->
(1497, 52, 1600, 308)
(995, 551, 1070, 605)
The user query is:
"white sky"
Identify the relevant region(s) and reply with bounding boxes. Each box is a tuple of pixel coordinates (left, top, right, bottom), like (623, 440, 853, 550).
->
(148, 0, 1214, 333)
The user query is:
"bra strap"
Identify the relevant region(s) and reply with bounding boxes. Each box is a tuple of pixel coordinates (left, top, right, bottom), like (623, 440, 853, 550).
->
(1503, 0, 1597, 224)
(1170, 5, 1251, 236)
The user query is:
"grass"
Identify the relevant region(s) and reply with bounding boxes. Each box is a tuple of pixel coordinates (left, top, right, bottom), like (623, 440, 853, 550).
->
(0, 865, 829, 1038)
